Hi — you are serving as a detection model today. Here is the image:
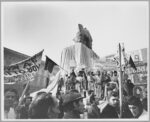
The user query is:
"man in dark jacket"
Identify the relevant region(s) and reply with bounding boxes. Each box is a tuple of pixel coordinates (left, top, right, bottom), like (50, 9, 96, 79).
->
(62, 92, 85, 119)
(101, 91, 119, 118)
(87, 95, 101, 118)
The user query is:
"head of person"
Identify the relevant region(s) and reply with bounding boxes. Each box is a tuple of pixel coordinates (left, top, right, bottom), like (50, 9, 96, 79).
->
(123, 74, 128, 81)
(65, 74, 68, 77)
(96, 70, 101, 76)
(128, 96, 143, 118)
(62, 92, 85, 114)
(107, 91, 119, 108)
(127, 79, 132, 84)
(90, 71, 94, 76)
(29, 92, 60, 119)
(110, 71, 113, 77)
(107, 82, 117, 91)
(114, 71, 117, 76)
(107, 71, 111, 77)
(24, 96, 32, 106)
(87, 71, 91, 76)
(78, 71, 83, 77)
(4, 88, 19, 110)
(103, 70, 107, 75)
(88, 90, 94, 96)
(89, 94, 99, 105)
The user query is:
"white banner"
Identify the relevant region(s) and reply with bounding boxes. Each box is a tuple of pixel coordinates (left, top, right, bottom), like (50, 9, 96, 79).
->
(4, 50, 44, 83)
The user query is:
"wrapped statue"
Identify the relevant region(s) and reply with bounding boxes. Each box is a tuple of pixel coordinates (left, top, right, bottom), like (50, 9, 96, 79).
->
(73, 24, 93, 49)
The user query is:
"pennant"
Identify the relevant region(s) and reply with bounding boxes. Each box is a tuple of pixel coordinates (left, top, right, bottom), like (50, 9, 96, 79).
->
(44, 56, 58, 73)
(129, 56, 137, 70)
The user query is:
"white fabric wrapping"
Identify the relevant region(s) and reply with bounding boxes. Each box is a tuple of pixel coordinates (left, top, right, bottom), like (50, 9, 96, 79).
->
(60, 43, 100, 73)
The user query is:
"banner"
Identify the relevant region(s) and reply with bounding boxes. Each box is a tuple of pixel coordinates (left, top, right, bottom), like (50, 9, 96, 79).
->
(4, 50, 44, 83)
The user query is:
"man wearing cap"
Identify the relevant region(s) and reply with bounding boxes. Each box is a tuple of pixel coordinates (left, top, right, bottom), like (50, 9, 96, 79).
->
(62, 92, 85, 119)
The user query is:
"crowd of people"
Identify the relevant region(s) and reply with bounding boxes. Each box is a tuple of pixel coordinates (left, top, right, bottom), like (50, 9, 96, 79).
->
(4, 68, 148, 119)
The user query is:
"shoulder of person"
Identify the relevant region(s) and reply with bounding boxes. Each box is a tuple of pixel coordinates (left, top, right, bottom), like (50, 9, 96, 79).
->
(138, 110, 149, 120)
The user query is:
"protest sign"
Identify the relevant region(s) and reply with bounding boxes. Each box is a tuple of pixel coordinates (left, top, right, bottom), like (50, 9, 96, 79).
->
(4, 50, 44, 84)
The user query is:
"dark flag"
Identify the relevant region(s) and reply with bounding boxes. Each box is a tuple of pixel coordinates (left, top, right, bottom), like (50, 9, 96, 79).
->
(129, 56, 137, 70)
(44, 56, 58, 73)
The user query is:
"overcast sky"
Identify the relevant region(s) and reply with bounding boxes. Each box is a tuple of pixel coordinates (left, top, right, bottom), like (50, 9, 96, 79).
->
(2, 1, 149, 64)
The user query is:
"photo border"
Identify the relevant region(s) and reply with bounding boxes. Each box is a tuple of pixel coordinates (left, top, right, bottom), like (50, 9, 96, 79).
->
(1, 0, 149, 122)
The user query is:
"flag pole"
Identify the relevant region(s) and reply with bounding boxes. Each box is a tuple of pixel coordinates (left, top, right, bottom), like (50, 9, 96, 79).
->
(119, 43, 123, 118)
(58, 65, 68, 74)
(18, 80, 30, 106)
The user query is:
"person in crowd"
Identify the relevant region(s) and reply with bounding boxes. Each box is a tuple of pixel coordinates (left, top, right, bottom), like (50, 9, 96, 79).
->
(57, 77, 64, 91)
(87, 71, 95, 93)
(133, 86, 142, 100)
(82, 68, 88, 91)
(102, 70, 111, 83)
(62, 92, 85, 119)
(87, 95, 101, 118)
(111, 71, 119, 85)
(122, 92, 134, 118)
(70, 68, 76, 78)
(76, 71, 83, 93)
(122, 73, 133, 97)
(126, 79, 134, 96)
(56, 91, 64, 118)
(101, 71, 111, 99)
(128, 96, 148, 120)
(95, 70, 102, 99)
(107, 80, 119, 93)
(19, 96, 32, 119)
(28, 92, 60, 119)
(101, 91, 119, 118)
(68, 70, 76, 90)
(142, 88, 147, 111)
(84, 90, 94, 110)
(110, 71, 114, 78)
(4, 88, 20, 119)
(122, 74, 128, 95)
(142, 97, 147, 111)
